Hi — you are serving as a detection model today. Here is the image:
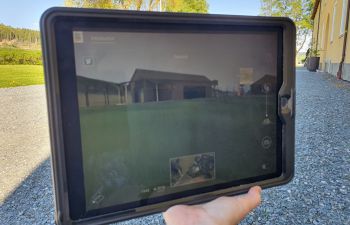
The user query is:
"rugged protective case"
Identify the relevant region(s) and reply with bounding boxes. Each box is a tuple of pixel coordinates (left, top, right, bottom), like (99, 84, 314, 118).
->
(40, 7, 295, 225)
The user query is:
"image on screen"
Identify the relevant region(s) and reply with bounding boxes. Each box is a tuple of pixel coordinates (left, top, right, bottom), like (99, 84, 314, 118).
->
(73, 30, 280, 211)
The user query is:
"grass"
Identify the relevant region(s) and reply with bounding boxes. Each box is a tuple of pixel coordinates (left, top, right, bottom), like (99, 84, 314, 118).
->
(0, 65, 44, 88)
(79, 98, 277, 210)
(296, 53, 306, 67)
(0, 47, 42, 65)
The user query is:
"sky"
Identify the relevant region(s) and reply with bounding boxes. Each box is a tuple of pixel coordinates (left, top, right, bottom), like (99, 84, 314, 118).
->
(74, 31, 276, 87)
(0, 0, 262, 30)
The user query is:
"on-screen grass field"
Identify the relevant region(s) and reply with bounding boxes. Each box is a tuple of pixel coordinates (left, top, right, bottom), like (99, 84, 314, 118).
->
(79, 97, 277, 210)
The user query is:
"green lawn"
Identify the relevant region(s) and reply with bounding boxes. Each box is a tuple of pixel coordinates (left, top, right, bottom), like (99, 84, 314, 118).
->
(0, 65, 44, 88)
(79, 98, 278, 210)
(0, 47, 42, 65)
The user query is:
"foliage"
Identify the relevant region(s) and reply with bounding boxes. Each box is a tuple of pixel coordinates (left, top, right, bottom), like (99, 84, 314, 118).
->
(164, 0, 208, 13)
(310, 48, 320, 57)
(0, 24, 40, 48)
(0, 48, 42, 65)
(296, 52, 306, 64)
(260, 0, 314, 54)
(0, 65, 44, 88)
(64, 0, 208, 13)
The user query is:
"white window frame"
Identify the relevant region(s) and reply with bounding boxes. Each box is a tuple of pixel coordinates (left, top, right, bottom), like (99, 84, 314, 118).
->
(330, 1, 337, 43)
(340, 0, 348, 36)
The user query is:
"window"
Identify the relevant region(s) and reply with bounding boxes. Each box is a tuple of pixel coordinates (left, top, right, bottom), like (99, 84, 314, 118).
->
(340, 0, 348, 35)
(331, 1, 337, 42)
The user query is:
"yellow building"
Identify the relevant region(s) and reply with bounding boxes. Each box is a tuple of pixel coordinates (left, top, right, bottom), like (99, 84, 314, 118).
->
(311, 0, 350, 81)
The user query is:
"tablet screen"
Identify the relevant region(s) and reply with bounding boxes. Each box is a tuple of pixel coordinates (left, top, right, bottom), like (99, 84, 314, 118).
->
(72, 30, 280, 211)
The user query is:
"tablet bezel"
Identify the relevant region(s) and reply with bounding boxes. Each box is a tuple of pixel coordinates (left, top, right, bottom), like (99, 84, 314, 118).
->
(41, 7, 295, 225)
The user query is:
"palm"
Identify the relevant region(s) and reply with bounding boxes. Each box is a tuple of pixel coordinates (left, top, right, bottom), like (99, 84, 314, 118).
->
(163, 186, 262, 225)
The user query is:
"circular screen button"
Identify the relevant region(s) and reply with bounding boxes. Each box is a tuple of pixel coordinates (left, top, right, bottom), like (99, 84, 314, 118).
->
(261, 136, 272, 149)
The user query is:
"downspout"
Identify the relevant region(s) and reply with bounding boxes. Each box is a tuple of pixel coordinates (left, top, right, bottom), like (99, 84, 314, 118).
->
(337, 0, 350, 79)
(315, 1, 322, 52)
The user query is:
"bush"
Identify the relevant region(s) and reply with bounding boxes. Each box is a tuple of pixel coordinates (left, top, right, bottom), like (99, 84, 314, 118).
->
(0, 48, 42, 65)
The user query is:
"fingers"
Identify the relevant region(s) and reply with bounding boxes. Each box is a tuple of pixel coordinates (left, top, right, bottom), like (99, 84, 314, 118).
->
(236, 186, 262, 212)
(163, 205, 207, 225)
(201, 186, 262, 225)
(163, 186, 262, 225)
(163, 205, 187, 225)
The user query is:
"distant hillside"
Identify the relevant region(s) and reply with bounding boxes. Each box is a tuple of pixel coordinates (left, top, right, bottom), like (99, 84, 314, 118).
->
(0, 24, 40, 50)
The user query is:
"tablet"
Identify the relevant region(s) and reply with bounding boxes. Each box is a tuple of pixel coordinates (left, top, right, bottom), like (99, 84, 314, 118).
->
(40, 7, 295, 225)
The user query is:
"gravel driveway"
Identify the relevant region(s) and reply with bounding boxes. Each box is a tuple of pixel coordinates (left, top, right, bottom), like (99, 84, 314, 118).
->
(0, 69, 349, 224)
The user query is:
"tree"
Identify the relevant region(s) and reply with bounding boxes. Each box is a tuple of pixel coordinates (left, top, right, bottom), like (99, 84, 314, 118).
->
(164, 0, 208, 13)
(65, 0, 129, 9)
(0, 24, 40, 47)
(64, 0, 208, 13)
(260, 0, 314, 54)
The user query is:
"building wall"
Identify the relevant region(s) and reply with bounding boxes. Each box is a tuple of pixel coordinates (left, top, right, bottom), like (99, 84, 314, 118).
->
(312, 0, 350, 80)
(76, 78, 127, 107)
(131, 80, 213, 103)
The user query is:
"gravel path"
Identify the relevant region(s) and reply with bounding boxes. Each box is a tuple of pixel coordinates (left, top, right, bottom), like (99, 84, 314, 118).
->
(240, 70, 350, 225)
(0, 70, 349, 224)
(0, 85, 50, 203)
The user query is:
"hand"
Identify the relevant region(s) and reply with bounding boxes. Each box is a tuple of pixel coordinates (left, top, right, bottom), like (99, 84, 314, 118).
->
(163, 186, 262, 225)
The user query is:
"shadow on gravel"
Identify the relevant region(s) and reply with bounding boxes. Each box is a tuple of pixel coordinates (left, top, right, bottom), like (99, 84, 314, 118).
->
(0, 158, 55, 224)
(0, 156, 164, 225)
